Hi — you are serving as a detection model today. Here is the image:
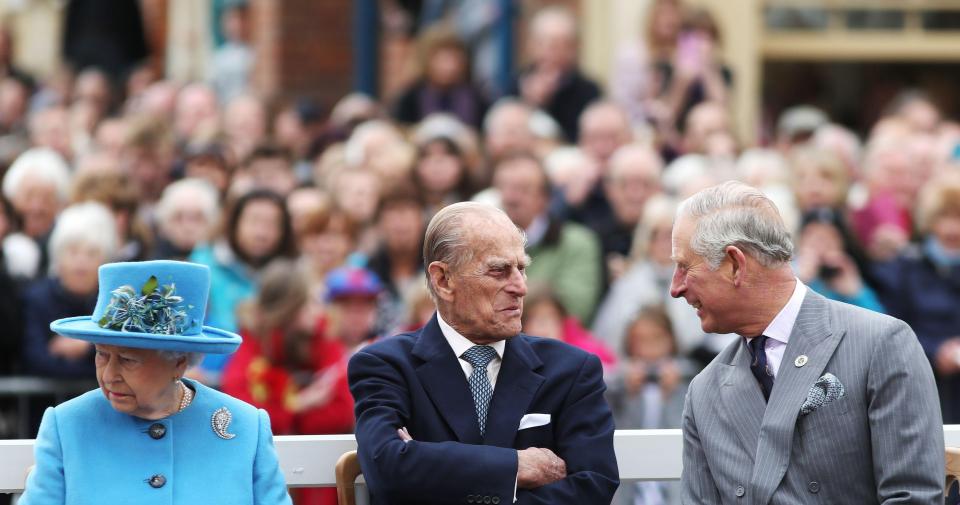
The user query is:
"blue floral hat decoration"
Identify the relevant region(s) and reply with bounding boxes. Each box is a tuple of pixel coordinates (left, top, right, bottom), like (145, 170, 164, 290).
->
(49, 260, 241, 354)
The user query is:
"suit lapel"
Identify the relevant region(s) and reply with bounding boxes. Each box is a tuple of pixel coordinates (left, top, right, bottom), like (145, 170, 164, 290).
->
(482, 336, 545, 447)
(720, 340, 766, 456)
(752, 291, 844, 505)
(413, 316, 483, 444)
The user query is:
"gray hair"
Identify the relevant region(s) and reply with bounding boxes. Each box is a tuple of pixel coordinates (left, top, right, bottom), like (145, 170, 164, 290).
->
(157, 350, 203, 368)
(3, 147, 71, 203)
(48, 201, 117, 274)
(423, 202, 523, 297)
(678, 181, 793, 270)
(156, 178, 220, 227)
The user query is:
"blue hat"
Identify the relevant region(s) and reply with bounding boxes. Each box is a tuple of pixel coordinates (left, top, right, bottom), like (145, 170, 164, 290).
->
(50, 260, 241, 354)
(325, 267, 383, 302)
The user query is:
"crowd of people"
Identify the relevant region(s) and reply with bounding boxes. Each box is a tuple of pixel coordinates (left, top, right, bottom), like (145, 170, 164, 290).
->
(1, 0, 959, 503)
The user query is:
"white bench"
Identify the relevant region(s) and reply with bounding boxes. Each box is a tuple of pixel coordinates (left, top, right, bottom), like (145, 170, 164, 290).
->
(3, 427, 960, 492)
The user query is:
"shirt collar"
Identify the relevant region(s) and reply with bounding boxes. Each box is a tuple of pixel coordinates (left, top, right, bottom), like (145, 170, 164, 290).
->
(760, 278, 807, 345)
(437, 311, 505, 360)
(524, 213, 550, 249)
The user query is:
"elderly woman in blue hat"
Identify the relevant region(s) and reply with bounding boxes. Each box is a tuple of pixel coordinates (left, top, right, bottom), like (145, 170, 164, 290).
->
(19, 260, 293, 505)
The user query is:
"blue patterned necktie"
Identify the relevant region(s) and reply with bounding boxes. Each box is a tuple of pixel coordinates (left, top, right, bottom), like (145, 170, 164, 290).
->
(748, 335, 774, 402)
(461, 345, 498, 436)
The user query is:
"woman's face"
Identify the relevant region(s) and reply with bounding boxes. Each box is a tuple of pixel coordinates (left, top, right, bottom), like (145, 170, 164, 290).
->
(164, 201, 211, 251)
(417, 142, 463, 196)
(236, 199, 283, 263)
(58, 241, 106, 296)
(627, 318, 674, 361)
(95, 344, 186, 420)
(300, 230, 353, 274)
(13, 175, 60, 238)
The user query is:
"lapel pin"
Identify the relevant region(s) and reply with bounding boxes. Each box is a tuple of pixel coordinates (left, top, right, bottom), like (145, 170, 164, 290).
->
(795, 355, 809, 368)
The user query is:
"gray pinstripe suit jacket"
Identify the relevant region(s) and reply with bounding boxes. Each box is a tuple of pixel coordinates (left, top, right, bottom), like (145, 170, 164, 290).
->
(681, 290, 944, 504)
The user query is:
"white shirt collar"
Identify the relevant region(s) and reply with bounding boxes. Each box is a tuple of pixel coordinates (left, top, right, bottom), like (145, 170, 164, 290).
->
(524, 213, 550, 248)
(436, 311, 506, 360)
(760, 279, 807, 345)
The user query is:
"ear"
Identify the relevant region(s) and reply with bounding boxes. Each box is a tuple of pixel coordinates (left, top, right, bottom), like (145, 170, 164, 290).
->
(427, 261, 456, 302)
(174, 355, 189, 378)
(725, 245, 748, 286)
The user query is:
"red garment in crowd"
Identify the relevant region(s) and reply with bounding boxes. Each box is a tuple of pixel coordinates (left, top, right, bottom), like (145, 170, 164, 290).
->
(562, 317, 617, 370)
(221, 329, 298, 434)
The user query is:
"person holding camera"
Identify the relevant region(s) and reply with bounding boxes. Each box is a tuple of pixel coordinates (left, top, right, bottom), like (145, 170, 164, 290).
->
(794, 208, 884, 312)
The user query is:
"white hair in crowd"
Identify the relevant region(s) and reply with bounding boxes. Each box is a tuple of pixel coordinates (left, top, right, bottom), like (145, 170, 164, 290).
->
(678, 180, 794, 270)
(156, 178, 220, 228)
(343, 119, 404, 167)
(47, 201, 117, 274)
(2, 147, 71, 203)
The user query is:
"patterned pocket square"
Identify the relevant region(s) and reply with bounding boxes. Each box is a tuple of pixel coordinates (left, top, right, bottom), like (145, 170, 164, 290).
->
(800, 372, 845, 416)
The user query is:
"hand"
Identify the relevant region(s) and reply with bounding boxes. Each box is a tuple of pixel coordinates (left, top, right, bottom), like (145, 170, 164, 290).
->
(520, 67, 561, 107)
(397, 427, 412, 442)
(517, 447, 566, 489)
(935, 338, 960, 376)
(658, 360, 682, 396)
(868, 224, 908, 261)
(48, 335, 91, 360)
(820, 251, 863, 296)
(623, 362, 646, 394)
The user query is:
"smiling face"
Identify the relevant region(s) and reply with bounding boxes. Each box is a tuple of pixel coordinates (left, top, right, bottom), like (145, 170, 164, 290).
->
(95, 344, 186, 420)
(439, 215, 530, 343)
(669, 213, 739, 334)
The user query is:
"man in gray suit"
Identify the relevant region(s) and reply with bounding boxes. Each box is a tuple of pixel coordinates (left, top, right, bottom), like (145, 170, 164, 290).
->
(672, 181, 944, 504)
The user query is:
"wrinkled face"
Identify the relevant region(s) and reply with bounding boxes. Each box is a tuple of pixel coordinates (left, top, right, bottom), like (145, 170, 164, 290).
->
(95, 344, 185, 419)
(417, 141, 463, 196)
(444, 220, 529, 342)
(58, 241, 105, 296)
(493, 158, 548, 230)
(13, 175, 60, 238)
(236, 200, 283, 262)
(669, 214, 737, 334)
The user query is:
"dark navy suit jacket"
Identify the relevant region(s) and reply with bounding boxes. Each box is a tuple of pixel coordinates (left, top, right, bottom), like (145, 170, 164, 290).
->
(347, 315, 619, 504)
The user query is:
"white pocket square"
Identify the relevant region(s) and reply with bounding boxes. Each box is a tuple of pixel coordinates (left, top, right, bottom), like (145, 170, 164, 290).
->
(518, 413, 551, 431)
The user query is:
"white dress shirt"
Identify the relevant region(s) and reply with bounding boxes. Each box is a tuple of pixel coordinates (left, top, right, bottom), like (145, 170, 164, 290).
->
(748, 279, 807, 378)
(438, 312, 506, 387)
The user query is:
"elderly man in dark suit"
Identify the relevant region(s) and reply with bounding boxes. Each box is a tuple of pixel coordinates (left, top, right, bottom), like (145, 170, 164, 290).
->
(673, 181, 943, 504)
(348, 201, 618, 505)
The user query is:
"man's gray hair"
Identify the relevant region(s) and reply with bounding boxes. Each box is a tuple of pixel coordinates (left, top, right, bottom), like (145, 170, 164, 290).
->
(423, 202, 522, 297)
(678, 181, 793, 270)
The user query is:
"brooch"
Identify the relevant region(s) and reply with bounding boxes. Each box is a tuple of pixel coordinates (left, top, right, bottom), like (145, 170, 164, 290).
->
(212, 407, 237, 440)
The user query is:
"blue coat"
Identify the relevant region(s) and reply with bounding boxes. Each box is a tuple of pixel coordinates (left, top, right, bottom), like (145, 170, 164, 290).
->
(348, 315, 619, 505)
(20, 379, 292, 505)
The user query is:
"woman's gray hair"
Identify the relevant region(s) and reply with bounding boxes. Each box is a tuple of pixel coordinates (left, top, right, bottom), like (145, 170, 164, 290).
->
(157, 350, 204, 368)
(422, 202, 523, 297)
(678, 180, 793, 270)
(156, 178, 220, 226)
(2, 147, 71, 203)
(47, 201, 118, 274)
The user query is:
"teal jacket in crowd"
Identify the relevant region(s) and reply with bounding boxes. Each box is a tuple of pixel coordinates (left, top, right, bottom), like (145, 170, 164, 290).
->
(20, 379, 292, 505)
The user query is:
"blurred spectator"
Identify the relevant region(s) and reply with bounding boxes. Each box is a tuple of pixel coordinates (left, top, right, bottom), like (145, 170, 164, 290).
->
(72, 68, 113, 123)
(286, 185, 330, 239)
(413, 136, 472, 217)
(21, 202, 116, 378)
(29, 106, 72, 161)
(794, 208, 883, 312)
(521, 284, 616, 370)
(153, 178, 221, 260)
(71, 170, 152, 262)
(2, 147, 72, 279)
(543, 146, 599, 219)
(393, 26, 489, 129)
(183, 144, 233, 196)
(296, 208, 361, 303)
(578, 100, 635, 172)
(274, 99, 325, 181)
(231, 143, 297, 198)
(222, 94, 268, 165)
(872, 172, 960, 422)
(595, 144, 664, 280)
(789, 147, 850, 214)
(189, 189, 295, 381)
(606, 305, 691, 504)
(680, 100, 731, 156)
(593, 195, 707, 359)
(0, 195, 22, 374)
(330, 168, 381, 251)
(0, 77, 30, 135)
(851, 135, 917, 261)
(322, 266, 384, 353)
(209, 2, 254, 103)
(884, 89, 941, 135)
(493, 153, 602, 323)
(482, 98, 537, 163)
(366, 185, 426, 335)
(775, 105, 828, 153)
(512, 6, 600, 142)
(121, 116, 176, 214)
(174, 83, 220, 149)
(0, 24, 34, 88)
